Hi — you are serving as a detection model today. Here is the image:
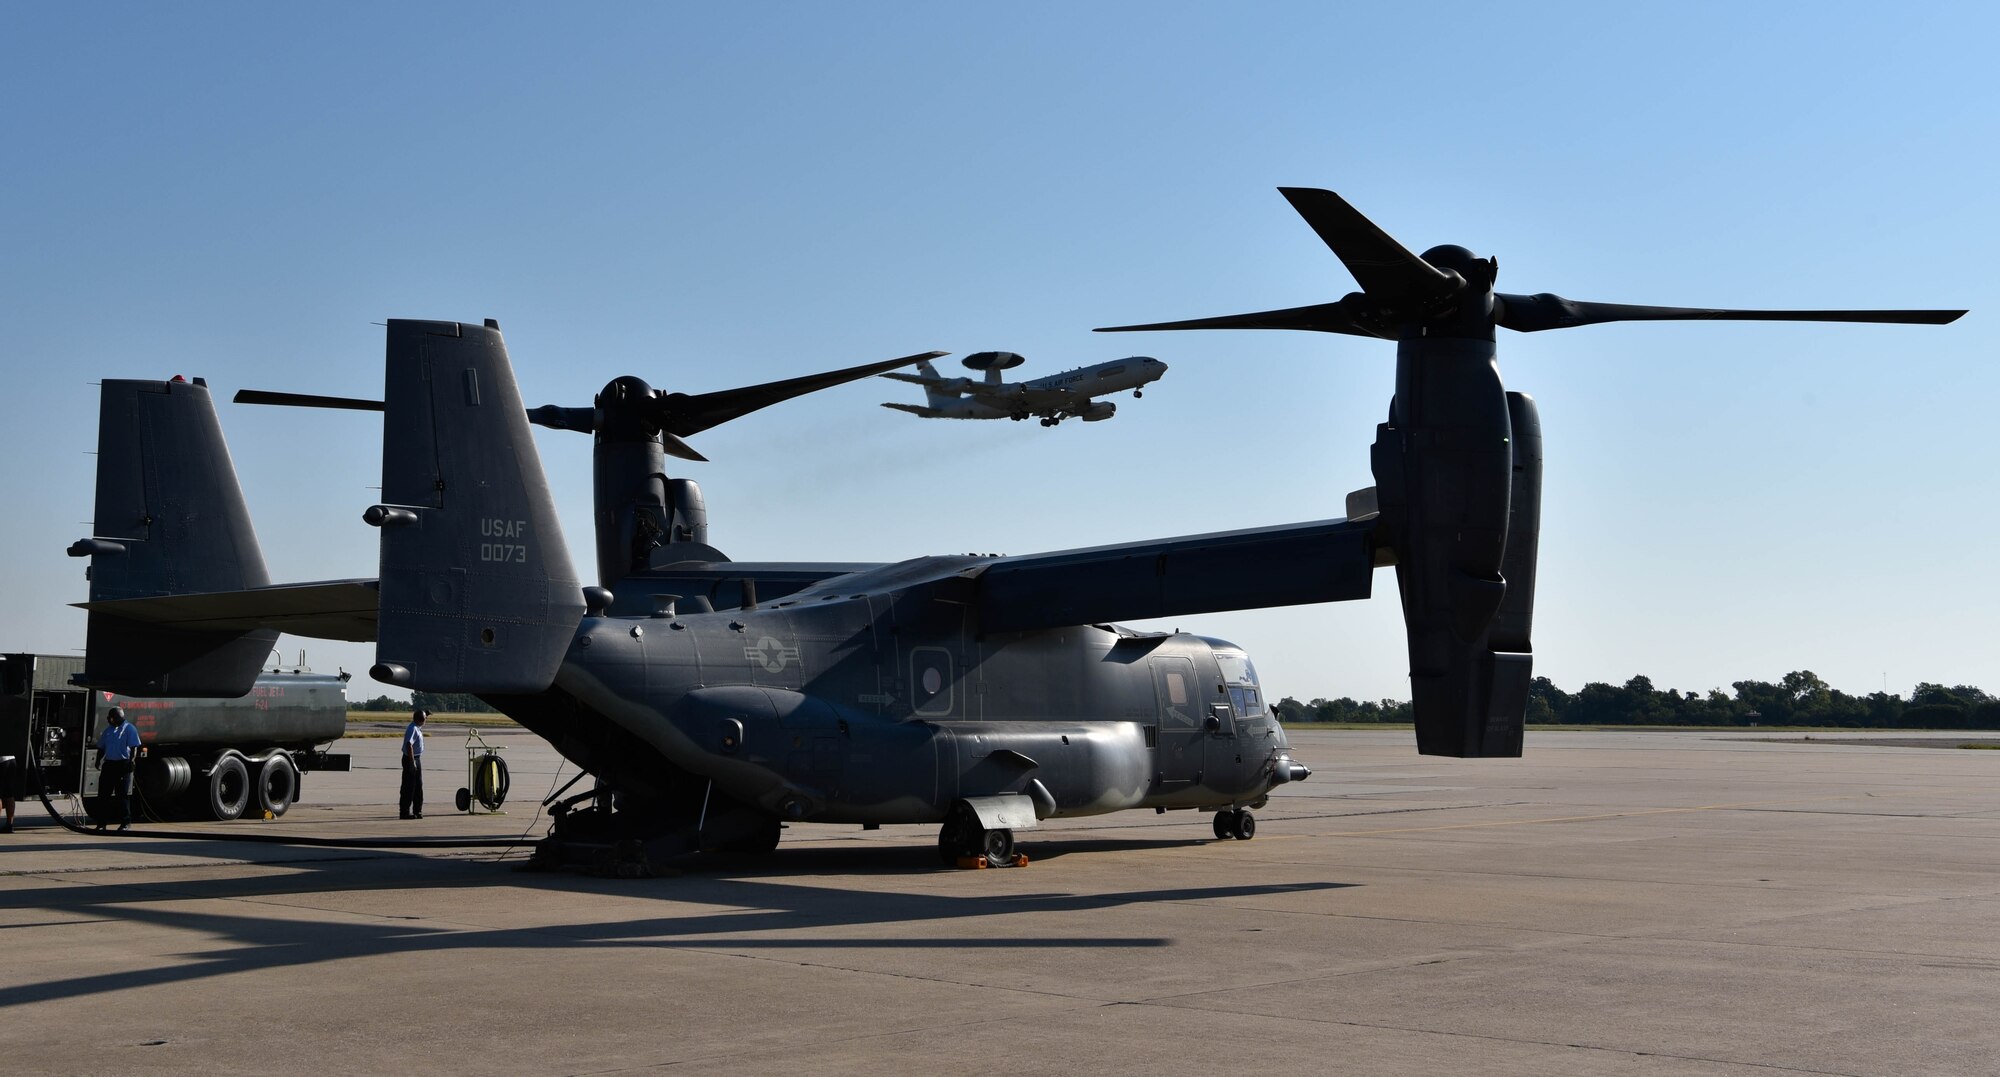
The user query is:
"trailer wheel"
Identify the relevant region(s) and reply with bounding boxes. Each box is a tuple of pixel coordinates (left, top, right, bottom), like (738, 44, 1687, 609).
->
(207, 756, 250, 821)
(256, 755, 298, 817)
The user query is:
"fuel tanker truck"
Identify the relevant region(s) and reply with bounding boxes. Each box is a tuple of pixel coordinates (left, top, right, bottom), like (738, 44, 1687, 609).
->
(0, 653, 350, 823)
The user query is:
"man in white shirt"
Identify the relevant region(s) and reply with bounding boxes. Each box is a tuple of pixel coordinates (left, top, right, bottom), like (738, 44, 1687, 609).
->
(400, 709, 428, 819)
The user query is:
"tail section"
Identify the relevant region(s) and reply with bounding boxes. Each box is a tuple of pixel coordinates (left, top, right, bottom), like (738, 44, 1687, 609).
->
(915, 360, 963, 409)
(367, 320, 584, 694)
(70, 378, 276, 696)
(881, 402, 944, 418)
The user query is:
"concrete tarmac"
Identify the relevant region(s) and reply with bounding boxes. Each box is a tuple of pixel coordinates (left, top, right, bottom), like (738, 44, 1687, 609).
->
(3, 727, 1997, 1076)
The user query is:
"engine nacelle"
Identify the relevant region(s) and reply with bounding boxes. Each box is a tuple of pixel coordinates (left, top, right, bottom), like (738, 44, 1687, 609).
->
(962, 351, 1027, 371)
(1080, 401, 1116, 422)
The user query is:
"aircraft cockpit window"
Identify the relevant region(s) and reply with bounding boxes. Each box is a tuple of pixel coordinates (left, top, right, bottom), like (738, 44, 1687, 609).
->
(1214, 653, 1259, 687)
(1229, 685, 1263, 716)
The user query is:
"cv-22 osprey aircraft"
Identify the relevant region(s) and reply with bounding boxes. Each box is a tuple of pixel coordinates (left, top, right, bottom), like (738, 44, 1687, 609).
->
(66, 188, 1963, 873)
(879, 351, 1166, 426)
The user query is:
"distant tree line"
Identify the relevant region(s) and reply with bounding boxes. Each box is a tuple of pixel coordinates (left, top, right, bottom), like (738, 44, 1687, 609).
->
(1276, 672, 2000, 729)
(351, 693, 497, 715)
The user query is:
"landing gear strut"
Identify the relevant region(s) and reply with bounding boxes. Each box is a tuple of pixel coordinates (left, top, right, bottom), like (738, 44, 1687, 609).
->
(1212, 809, 1256, 840)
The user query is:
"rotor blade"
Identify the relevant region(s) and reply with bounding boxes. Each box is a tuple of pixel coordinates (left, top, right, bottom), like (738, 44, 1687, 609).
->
(1096, 301, 1387, 338)
(1278, 187, 1455, 305)
(660, 351, 948, 437)
(1496, 293, 1968, 333)
(234, 389, 384, 411)
(660, 432, 708, 463)
(525, 404, 595, 432)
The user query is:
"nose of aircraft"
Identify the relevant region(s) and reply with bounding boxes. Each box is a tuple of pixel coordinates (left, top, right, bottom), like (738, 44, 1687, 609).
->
(1270, 755, 1312, 785)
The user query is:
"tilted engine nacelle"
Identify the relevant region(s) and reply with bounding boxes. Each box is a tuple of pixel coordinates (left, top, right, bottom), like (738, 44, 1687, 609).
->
(1369, 339, 1541, 758)
(1080, 401, 1116, 422)
(961, 351, 1027, 371)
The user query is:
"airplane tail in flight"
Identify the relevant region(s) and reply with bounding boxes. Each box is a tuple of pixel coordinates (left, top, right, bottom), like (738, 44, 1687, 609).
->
(915, 360, 960, 409)
(367, 320, 585, 695)
(69, 378, 277, 696)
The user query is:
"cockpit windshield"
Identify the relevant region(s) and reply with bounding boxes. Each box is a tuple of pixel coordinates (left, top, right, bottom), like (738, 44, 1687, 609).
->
(1215, 653, 1259, 686)
(1215, 652, 1264, 717)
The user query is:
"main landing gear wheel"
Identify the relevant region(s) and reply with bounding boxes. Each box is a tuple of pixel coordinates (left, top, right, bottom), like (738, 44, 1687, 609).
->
(1213, 809, 1257, 840)
(981, 827, 1014, 863)
(937, 805, 1015, 865)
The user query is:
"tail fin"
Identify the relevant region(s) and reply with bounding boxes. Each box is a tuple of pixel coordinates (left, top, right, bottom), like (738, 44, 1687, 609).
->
(367, 320, 584, 694)
(71, 378, 277, 695)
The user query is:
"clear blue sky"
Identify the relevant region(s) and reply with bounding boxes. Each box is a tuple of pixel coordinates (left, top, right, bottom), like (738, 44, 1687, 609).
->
(3, 2, 1993, 705)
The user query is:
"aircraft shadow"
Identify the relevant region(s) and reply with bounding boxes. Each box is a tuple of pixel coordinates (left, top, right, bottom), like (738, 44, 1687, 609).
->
(0, 840, 1357, 1009)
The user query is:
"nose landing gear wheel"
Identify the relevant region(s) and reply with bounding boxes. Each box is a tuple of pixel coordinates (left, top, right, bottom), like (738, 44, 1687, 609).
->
(1213, 809, 1256, 840)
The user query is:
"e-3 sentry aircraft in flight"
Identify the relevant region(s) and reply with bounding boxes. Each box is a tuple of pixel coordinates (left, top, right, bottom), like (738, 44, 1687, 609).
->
(879, 351, 1166, 426)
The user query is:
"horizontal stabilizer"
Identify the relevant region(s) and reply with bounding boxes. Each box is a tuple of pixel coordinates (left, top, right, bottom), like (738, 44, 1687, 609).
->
(880, 402, 942, 418)
(880, 371, 949, 388)
(76, 579, 381, 642)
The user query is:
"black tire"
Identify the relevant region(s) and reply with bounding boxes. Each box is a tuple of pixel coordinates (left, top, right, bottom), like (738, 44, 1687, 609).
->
(719, 815, 783, 854)
(937, 805, 976, 864)
(1231, 811, 1257, 841)
(981, 827, 1014, 864)
(207, 756, 250, 821)
(456, 787, 473, 813)
(938, 817, 966, 864)
(255, 755, 297, 817)
(1212, 810, 1236, 840)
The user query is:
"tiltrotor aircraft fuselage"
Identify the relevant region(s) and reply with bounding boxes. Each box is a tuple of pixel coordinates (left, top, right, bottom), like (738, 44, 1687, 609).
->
(67, 188, 1963, 871)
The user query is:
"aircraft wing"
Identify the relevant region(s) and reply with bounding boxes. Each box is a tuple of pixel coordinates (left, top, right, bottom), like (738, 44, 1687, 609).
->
(75, 579, 382, 642)
(971, 517, 1378, 635)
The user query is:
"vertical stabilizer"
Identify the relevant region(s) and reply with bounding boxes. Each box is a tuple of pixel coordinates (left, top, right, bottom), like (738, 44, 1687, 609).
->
(368, 320, 584, 694)
(71, 378, 277, 696)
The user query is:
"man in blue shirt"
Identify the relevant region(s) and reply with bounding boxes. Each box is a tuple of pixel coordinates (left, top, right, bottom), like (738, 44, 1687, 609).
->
(399, 709, 428, 819)
(97, 706, 142, 831)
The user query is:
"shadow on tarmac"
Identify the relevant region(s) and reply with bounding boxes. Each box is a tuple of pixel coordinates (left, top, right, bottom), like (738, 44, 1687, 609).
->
(1, 831, 1353, 1009)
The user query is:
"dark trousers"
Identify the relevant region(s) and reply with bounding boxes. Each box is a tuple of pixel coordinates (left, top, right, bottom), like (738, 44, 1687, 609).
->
(400, 757, 423, 817)
(101, 759, 134, 825)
